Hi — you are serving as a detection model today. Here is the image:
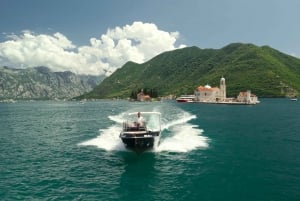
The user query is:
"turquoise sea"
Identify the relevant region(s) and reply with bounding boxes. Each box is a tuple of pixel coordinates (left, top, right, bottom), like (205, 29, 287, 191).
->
(0, 99, 299, 201)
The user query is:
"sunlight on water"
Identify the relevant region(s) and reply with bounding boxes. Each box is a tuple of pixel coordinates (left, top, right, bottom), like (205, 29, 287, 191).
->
(79, 104, 209, 153)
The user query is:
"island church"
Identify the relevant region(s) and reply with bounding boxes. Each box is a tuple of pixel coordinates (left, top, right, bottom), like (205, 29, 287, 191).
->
(195, 77, 226, 102)
(194, 77, 259, 104)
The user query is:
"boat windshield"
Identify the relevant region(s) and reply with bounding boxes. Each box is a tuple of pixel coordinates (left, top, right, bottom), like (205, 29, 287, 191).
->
(124, 112, 161, 132)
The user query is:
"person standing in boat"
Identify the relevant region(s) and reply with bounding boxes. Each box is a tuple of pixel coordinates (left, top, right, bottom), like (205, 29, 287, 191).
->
(137, 112, 144, 127)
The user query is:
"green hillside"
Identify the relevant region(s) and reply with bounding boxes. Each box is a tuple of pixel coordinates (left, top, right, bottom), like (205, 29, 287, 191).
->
(80, 43, 300, 99)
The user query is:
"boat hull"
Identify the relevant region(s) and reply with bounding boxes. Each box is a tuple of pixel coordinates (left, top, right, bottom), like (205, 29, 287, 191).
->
(120, 131, 160, 152)
(176, 99, 189, 102)
(176, 99, 194, 103)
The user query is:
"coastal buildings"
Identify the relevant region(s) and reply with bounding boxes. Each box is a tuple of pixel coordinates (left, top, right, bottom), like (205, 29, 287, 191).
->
(237, 91, 259, 104)
(137, 89, 151, 101)
(193, 77, 259, 104)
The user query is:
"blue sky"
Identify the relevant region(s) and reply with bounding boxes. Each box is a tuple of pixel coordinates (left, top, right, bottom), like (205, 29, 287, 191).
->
(1, 0, 299, 75)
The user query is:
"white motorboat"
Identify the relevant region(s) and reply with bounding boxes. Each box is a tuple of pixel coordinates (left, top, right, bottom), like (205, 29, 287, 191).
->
(176, 95, 195, 102)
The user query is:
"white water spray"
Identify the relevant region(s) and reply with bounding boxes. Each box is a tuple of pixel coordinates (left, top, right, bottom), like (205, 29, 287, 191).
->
(79, 104, 209, 153)
(79, 125, 125, 151)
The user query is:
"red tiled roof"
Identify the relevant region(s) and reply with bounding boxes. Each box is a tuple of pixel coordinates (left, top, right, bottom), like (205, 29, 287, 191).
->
(239, 92, 257, 97)
(197, 86, 219, 92)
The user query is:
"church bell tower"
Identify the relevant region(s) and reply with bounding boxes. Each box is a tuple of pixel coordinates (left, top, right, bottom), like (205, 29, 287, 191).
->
(220, 77, 226, 100)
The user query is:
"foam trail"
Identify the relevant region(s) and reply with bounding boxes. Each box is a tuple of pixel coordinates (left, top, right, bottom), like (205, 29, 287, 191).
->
(79, 112, 127, 151)
(79, 125, 125, 151)
(108, 113, 126, 124)
(162, 113, 196, 130)
(155, 108, 209, 152)
(156, 124, 208, 152)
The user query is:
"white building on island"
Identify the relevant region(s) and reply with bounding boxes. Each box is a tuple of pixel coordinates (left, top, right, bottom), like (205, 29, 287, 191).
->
(194, 77, 259, 104)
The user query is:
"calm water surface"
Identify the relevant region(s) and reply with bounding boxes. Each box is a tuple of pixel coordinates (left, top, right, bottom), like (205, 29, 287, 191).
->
(0, 99, 299, 201)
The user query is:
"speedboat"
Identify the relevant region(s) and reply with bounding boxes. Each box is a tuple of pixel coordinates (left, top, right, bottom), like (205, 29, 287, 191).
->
(119, 112, 161, 153)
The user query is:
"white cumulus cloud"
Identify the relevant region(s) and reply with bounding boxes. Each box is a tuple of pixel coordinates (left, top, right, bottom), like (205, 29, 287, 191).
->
(0, 22, 186, 75)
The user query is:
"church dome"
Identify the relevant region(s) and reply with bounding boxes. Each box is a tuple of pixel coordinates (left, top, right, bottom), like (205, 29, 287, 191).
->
(204, 84, 211, 89)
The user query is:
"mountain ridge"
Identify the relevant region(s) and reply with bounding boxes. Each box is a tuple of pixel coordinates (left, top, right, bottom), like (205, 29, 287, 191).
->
(0, 66, 103, 100)
(80, 43, 300, 99)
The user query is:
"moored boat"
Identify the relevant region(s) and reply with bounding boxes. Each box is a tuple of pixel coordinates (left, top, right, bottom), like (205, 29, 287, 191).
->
(119, 112, 161, 153)
(176, 95, 195, 103)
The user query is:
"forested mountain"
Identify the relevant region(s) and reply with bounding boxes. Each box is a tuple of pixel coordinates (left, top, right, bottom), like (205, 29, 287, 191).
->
(0, 66, 103, 100)
(80, 43, 300, 99)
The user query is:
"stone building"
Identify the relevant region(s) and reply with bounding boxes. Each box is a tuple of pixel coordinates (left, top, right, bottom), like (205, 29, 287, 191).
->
(194, 77, 227, 102)
(237, 90, 259, 104)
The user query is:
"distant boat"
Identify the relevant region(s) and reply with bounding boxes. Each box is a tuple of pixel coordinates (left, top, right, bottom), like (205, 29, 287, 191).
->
(176, 95, 195, 103)
(0, 99, 16, 103)
(290, 98, 297, 101)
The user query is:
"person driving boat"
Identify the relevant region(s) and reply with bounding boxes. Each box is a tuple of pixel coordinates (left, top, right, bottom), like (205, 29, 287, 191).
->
(137, 112, 144, 127)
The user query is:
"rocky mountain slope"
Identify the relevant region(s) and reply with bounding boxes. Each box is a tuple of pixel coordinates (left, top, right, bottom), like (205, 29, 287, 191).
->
(0, 66, 103, 100)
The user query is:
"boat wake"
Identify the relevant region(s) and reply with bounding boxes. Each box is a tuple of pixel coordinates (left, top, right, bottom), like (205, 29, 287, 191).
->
(79, 104, 209, 153)
(79, 125, 125, 151)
